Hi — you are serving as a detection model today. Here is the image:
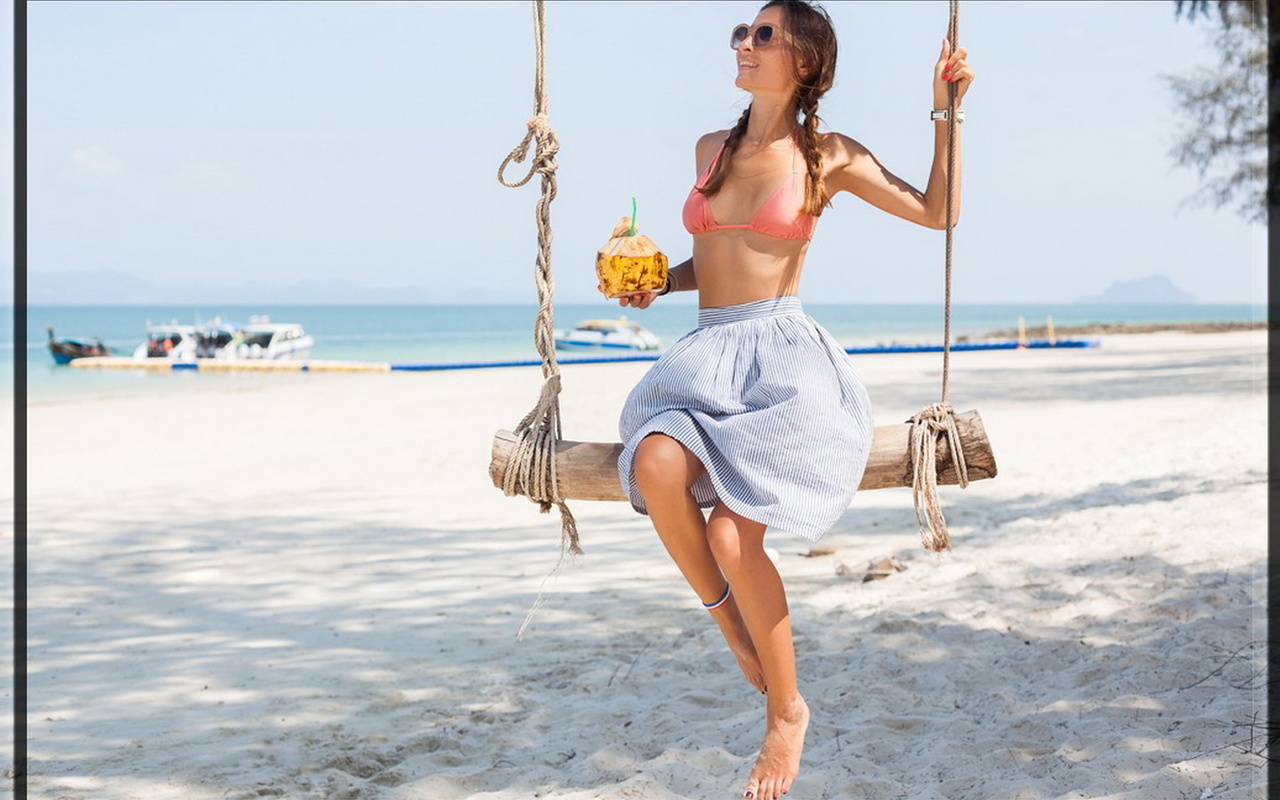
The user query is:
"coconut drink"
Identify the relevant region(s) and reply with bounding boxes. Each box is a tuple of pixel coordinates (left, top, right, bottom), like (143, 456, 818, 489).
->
(596, 211, 668, 299)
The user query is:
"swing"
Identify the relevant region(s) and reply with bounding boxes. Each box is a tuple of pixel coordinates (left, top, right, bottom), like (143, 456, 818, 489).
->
(491, 0, 994, 556)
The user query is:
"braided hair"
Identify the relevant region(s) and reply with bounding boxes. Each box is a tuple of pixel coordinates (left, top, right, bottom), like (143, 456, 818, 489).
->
(698, 0, 838, 217)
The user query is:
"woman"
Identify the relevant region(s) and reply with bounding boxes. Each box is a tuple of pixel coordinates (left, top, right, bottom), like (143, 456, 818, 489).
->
(612, 2, 973, 798)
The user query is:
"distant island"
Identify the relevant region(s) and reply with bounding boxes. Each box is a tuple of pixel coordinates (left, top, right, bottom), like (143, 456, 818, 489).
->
(1076, 274, 1196, 304)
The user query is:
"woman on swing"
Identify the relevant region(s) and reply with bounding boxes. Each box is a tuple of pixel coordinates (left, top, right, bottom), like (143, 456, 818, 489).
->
(612, 1, 974, 797)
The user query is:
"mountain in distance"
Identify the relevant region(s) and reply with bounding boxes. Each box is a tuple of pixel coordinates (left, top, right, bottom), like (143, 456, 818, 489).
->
(1076, 274, 1196, 304)
(27, 268, 531, 305)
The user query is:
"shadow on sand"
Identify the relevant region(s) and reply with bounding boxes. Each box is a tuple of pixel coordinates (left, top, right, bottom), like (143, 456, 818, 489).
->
(27, 471, 1267, 799)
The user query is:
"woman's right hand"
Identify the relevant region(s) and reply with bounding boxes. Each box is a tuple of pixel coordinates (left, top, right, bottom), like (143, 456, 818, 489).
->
(601, 283, 661, 309)
(618, 291, 660, 309)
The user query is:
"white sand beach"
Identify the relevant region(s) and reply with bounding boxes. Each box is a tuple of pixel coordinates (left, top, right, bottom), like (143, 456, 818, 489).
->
(18, 329, 1267, 799)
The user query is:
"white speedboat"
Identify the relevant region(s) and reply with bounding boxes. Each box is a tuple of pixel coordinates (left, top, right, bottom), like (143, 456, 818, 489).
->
(132, 322, 199, 359)
(227, 315, 315, 360)
(553, 316, 661, 352)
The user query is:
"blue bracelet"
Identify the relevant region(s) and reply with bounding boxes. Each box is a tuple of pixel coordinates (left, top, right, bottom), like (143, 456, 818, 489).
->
(702, 584, 731, 610)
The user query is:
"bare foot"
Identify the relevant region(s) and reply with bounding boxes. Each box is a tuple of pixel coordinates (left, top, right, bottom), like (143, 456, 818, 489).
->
(744, 694, 809, 800)
(707, 598, 766, 693)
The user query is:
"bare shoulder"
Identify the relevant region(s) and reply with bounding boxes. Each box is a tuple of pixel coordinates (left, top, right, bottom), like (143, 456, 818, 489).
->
(694, 129, 731, 171)
(818, 131, 873, 171)
(697, 129, 731, 150)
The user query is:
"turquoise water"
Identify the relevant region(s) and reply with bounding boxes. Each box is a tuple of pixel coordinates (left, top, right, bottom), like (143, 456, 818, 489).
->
(11, 302, 1267, 400)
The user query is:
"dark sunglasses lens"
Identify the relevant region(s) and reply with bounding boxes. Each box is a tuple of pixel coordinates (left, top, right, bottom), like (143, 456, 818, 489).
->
(756, 25, 774, 47)
(731, 25, 749, 48)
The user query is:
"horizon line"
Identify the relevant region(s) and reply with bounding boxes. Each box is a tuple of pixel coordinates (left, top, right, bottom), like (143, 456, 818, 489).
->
(8, 300, 1267, 308)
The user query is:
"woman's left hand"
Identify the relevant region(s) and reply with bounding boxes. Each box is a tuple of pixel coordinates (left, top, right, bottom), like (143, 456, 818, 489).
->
(933, 37, 973, 107)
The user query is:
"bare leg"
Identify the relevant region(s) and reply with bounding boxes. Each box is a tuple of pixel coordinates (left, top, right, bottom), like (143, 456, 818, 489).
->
(633, 434, 765, 692)
(706, 502, 809, 800)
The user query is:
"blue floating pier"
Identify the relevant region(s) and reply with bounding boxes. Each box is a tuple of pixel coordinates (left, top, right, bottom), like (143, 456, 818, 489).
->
(389, 353, 664, 371)
(843, 338, 1097, 355)
(391, 338, 1096, 369)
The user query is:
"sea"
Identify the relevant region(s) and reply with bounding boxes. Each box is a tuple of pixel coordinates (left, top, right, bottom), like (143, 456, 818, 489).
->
(9, 302, 1267, 402)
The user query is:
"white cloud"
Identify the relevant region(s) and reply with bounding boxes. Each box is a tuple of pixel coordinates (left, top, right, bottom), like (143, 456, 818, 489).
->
(66, 145, 124, 180)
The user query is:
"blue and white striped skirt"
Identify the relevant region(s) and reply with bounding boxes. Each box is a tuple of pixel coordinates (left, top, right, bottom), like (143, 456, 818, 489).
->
(617, 295, 874, 541)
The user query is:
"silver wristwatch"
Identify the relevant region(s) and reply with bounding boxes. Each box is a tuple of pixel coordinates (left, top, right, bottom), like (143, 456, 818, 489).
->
(930, 108, 965, 123)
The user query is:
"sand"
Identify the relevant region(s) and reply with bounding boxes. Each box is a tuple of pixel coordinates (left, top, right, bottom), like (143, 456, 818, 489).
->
(15, 328, 1267, 799)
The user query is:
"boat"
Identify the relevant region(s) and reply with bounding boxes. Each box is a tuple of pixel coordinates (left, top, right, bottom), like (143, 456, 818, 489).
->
(231, 315, 315, 360)
(189, 315, 314, 360)
(132, 322, 199, 360)
(47, 327, 113, 364)
(130, 315, 313, 360)
(553, 315, 661, 351)
(193, 319, 241, 359)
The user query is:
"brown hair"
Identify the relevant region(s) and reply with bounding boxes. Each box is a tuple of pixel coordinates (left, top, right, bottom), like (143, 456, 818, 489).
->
(698, 0, 838, 217)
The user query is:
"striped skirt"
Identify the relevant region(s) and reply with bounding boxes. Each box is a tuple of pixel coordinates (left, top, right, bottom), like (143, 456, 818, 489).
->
(617, 295, 874, 541)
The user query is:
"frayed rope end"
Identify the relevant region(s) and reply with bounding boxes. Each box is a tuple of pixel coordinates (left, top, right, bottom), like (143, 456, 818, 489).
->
(907, 402, 967, 554)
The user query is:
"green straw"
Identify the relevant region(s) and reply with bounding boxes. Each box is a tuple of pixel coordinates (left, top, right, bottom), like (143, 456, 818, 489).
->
(628, 197, 637, 236)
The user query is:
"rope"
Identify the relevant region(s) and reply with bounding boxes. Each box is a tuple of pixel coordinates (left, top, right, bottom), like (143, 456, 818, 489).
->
(907, 402, 969, 552)
(907, 0, 969, 553)
(496, 0, 580, 557)
(942, 0, 957, 404)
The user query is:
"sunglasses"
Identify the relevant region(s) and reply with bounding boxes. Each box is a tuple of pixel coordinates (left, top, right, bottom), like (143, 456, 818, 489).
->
(730, 23, 791, 50)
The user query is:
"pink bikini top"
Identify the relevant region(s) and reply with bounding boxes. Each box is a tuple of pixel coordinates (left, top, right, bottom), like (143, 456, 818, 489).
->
(682, 136, 817, 241)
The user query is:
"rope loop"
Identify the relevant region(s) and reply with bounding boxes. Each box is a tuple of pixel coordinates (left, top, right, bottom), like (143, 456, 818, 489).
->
(513, 373, 563, 437)
(498, 113, 561, 189)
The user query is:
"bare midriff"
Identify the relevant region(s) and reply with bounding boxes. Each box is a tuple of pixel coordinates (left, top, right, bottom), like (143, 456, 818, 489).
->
(685, 132, 818, 308)
(692, 230, 808, 308)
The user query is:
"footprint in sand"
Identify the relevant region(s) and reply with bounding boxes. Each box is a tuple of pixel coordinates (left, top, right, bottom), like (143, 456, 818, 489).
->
(323, 751, 399, 779)
(679, 689, 731, 708)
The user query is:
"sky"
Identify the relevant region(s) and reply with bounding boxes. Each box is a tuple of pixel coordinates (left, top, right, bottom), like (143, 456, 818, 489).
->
(14, 0, 1269, 305)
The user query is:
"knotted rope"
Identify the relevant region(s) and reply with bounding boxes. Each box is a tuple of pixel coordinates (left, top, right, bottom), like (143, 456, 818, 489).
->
(907, 402, 969, 552)
(907, 0, 970, 553)
(496, 0, 580, 557)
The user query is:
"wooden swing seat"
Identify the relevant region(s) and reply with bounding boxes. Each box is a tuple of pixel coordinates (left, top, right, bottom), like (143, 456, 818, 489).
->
(490, 409, 996, 502)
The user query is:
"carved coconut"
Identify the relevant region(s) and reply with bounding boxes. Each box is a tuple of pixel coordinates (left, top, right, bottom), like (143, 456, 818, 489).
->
(596, 217, 668, 298)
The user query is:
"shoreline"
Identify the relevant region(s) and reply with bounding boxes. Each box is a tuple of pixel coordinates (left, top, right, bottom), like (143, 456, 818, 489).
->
(15, 326, 1266, 407)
